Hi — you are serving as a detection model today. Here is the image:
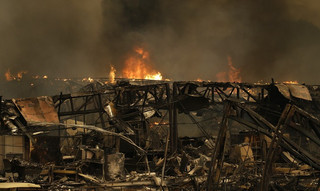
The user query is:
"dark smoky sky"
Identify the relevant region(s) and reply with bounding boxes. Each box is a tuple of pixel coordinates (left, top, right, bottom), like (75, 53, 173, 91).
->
(1, 0, 320, 83)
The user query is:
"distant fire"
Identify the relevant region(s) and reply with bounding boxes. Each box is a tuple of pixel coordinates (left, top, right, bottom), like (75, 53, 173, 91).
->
(109, 65, 116, 84)
(5, 70, 13, 81)
(283, 80, 299, 84)
(122, 47, 163, 80)
(150, 121, 169, 128)
(5, 69, 28, 81)
(82, 77, 94, 83)
(33, 75, 48, 79)
(216, 56, 242, 82)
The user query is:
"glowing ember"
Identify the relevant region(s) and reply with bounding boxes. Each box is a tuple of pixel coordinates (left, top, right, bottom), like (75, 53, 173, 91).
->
(216, 56, 241, 82)
(122, 47, 163, 80)
(283, 80, 299, 84)
(150, 121, 169, 128)
(5, 69, 27, 81)
(32, 75, 48, 79)
(109, 65, 116, 84)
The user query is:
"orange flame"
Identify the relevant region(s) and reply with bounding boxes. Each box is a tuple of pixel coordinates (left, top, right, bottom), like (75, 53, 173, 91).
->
(122, 47, 163, 80)
(32, 75, 48, 79)
(283, 80, 298, 84)
(5, 69, 27, 81)
(5, 69, 14, 81)
(216, 56, 241, 82)
(82, 77, 94, 83)
(109, 65, 116, 84)
(227, 56, 241, 82)
(145, 72, 162, 80)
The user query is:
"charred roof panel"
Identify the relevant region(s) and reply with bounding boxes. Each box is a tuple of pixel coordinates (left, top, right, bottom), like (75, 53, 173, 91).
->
(287, 84, 312, 101)
(275, 84, 291, 100)
(12, 96, 59, 124)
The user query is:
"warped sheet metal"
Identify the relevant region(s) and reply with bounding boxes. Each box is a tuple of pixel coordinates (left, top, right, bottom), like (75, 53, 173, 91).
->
(275, 84, 291, 100)
(275, 84, 312, 101)
(12, 96, 59, 124)
(286, 84, 312, 101)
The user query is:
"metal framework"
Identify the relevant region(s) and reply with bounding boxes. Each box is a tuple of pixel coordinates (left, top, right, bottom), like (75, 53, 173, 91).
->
(206, 99, 320, 190)
(173, 81, 270, 103)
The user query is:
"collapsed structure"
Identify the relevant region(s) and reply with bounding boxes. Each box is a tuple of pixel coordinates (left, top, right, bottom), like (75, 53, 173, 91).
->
(0, 79, 319, 190)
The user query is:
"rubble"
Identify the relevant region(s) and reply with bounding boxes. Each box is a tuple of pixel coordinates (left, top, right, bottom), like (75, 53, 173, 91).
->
(0, 80, 319, 190)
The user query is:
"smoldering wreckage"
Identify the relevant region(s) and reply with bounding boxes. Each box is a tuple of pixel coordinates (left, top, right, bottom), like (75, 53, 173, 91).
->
(0, 78, 319, 190)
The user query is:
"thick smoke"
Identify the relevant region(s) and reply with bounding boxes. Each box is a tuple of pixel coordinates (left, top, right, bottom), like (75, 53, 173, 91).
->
(0, 0, 104, 78)
(1, 0, 320, 83)
(102, 0, 320, 83)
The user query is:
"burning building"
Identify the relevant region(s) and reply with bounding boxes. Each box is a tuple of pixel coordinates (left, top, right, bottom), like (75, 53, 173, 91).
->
(1, 0, 320, 190)
(0, 76, 320, 190)
(0, 23, 320, 190)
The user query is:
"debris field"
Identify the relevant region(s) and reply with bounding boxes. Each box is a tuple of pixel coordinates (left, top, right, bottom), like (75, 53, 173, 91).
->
(0, 79, 319, 190)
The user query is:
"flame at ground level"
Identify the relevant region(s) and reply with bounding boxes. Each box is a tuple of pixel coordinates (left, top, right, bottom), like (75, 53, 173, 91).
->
(5, 69, 28, 81)
(109, 65, 116, 84)
(122, 47, 163, 80)
(283, 80, 299, 84)
(216, 56, 242, 83)
(145, 72, 162, 80)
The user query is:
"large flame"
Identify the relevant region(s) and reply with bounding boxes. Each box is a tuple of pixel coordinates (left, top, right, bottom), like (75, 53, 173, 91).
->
(216, 56, 242, 82)
(122, 47, 163, 80)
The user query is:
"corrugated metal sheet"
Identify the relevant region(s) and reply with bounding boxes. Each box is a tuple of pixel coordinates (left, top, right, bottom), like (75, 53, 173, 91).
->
(275, 84, 312, 101)
(286, 84, 312, 101)
(12, 96, 59, 124)
(275, 84, 291, 100)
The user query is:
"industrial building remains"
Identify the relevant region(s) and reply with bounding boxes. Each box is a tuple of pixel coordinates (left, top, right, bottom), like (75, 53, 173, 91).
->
(0, 78, 319, 190)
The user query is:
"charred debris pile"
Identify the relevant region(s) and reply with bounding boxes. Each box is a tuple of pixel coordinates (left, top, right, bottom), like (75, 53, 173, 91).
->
(0, 79, 319, 190)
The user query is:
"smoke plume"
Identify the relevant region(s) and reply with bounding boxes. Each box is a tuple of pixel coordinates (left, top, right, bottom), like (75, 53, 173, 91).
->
(0, 0, 104, 78)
